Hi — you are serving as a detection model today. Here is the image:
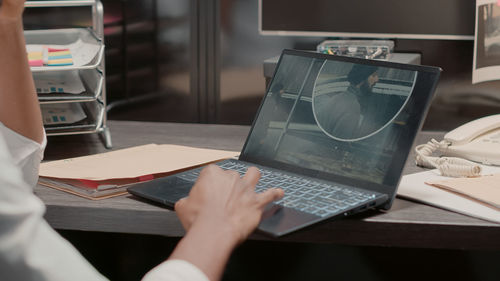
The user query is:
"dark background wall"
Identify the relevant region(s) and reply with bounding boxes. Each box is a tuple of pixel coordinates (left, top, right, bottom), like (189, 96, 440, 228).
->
(23, 0, 500, 129)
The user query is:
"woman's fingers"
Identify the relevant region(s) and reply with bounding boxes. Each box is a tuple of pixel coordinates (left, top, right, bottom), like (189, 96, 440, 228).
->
(256, 188, 284, 208)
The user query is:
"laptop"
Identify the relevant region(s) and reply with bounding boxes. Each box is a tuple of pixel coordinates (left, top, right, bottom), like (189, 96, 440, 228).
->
(128, 49, 441, 237)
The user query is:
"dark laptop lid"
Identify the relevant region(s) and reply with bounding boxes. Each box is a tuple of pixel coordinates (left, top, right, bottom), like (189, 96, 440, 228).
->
(240, 49, 440, 208)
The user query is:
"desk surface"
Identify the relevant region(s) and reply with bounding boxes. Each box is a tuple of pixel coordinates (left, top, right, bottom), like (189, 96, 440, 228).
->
(37, 120, 500, 250)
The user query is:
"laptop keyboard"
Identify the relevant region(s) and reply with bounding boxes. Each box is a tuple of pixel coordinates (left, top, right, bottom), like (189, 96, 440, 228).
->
(176, 160, 380, 218)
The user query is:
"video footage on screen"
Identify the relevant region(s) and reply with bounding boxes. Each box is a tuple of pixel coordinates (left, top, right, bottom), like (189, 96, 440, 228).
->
(243, 54, 417, 184)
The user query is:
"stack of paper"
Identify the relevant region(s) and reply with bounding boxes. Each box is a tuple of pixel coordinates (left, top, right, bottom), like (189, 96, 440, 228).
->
(427, 174, 500, 211)
(398, 165, 500, 224)
(34, 71, 86, 95)
(41, 103, 87, 125)
(39, 144, 238, 200)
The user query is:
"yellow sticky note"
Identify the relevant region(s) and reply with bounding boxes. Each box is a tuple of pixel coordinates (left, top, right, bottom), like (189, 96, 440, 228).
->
(47, 58, 74, 66)
(49, 50, 71, 56)
(28, 52, 43, 60)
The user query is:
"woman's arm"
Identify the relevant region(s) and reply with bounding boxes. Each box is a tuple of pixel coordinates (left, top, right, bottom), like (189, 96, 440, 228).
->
(0, 0, 44, 144)
(170, 165, 283, 281)
(143, 165, 283, 281)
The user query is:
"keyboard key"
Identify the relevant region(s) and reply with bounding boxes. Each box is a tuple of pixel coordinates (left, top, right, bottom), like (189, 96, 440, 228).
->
(315, 202, 327, 209)
(304, 206, 318, 213)
(345, 199, 360, 205)
(302, 193, 314, 199)
(316, 209, 330, 217)
(326, 206, 340, 213)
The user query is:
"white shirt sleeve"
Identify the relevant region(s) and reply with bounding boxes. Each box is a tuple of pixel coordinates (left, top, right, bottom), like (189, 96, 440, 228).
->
(142, 259, 210, 281)
(0, 124, 108, 281)
(0, 122, 46, 188)
(0, 124, 208, 281)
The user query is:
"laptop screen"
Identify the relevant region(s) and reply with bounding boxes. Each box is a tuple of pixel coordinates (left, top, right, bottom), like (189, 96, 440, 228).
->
(240, 50, 440, 196)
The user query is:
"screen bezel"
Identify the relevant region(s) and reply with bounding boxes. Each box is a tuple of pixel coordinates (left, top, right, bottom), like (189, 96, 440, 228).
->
(239, 49, 441, 208)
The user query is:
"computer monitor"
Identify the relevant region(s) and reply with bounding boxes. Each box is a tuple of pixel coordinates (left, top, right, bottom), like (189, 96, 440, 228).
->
(259, 0, 475, 40)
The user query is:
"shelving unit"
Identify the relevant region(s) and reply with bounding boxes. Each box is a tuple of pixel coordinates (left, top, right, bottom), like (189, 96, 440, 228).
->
(102, 0, 160, 107)
(25, 0, 112, 148)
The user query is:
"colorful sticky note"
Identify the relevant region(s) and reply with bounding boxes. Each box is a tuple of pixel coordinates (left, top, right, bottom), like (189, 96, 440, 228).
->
(47, 48, 73, 66)
(47, 58, 74, 66)
(49, 51, 71, 57)
(29, 59, 44, 67)
(28, 47, 74, 67)
(47, 48, 70, 52)
(28, 51, 44, 66)
(28, 51, 43, 60)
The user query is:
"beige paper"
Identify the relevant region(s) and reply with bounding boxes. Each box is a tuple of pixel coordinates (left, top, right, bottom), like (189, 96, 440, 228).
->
(40, 144, 238, 181)
(399, 170, 500, 224)
(427, 173, 500, 210)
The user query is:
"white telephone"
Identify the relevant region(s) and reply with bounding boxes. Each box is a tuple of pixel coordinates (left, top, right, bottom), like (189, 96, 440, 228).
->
(415, 114, 500, 177)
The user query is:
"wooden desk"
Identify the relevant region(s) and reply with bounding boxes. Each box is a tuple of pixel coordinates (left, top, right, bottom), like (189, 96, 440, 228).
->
(37, 120, 500, 250)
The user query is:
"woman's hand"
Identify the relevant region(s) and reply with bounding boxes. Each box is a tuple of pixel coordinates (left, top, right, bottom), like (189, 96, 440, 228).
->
(175, 164, 284, 245)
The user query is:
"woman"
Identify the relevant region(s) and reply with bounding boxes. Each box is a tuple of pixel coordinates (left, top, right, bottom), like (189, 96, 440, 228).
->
(0, 1, 283, 280)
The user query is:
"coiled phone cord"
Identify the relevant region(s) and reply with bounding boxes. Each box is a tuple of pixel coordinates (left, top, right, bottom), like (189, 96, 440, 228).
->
(415, 139, 482, 177)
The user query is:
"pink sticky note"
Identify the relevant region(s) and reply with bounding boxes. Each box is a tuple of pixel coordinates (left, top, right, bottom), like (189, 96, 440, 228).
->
(498, 0, 500, 6)
(48, 47, 70, 52)
(29, 59, 44, 67)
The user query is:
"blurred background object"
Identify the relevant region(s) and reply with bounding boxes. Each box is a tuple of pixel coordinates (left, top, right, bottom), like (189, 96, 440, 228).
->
(23, 0, 500, 129)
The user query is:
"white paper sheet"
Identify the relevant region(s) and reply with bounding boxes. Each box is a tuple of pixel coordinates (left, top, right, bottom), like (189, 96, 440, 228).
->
(41, 103, 87, 125)
(398, 166, 500, 224)
(34, 71, 86, 94)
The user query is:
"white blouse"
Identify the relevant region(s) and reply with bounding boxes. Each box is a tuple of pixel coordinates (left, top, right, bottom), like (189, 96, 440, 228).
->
(0, 123, 208, 281)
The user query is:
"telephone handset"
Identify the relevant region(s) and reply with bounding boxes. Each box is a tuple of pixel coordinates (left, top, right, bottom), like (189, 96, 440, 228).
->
(416, 114, 500, 177)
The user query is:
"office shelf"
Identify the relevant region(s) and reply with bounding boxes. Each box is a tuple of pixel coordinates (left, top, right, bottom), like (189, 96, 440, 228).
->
(43, 101, 105, 135)
(26, 28, 105, 72)
(25, 0, 96, 8)
(36, 69, 104, 103)
(25, 0, 111, 148)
